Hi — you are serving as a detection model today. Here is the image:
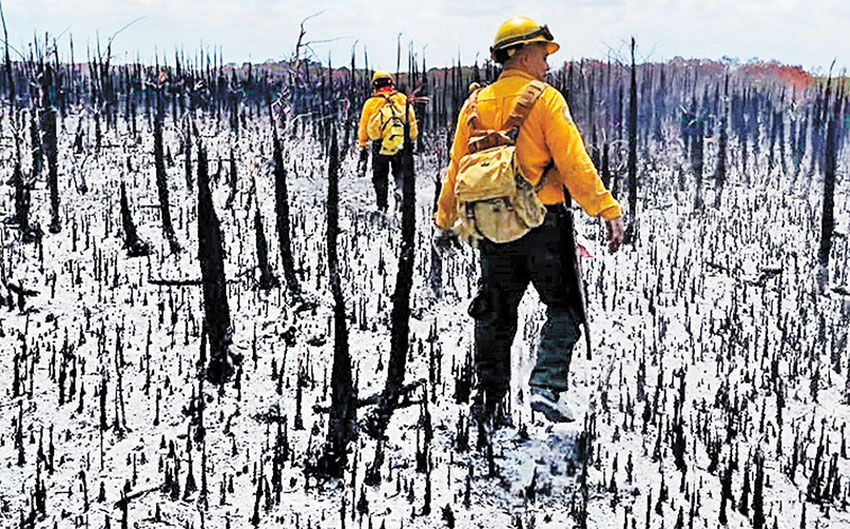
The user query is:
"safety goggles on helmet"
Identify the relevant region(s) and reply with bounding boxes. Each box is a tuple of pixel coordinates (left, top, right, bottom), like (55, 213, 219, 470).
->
(494, 24, 554, 51)
(490, 24, 559, 54)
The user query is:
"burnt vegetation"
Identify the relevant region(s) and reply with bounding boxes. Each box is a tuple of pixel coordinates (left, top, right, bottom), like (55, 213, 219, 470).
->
(0, 21, 849, 529)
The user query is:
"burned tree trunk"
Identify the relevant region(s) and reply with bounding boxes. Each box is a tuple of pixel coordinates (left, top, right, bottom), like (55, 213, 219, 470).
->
(365, 99, 417, 481)
(154, 86, 181, 253)
(752, 450, 765, 529)
(272, 120, 300, 297)
(715, 75, 728, 209)
(119, 181, 151, 257)
(8, 162, 38, 242)
(197, 140, 234, 384)
(1, 4, 15, 115)
(624, 37, 638, 244)
(693, 111, 705, 211)
(428, 173, 443, 297)
(817, 103, 838, 292)
(253, 206, 279, 290)
(183, 116, 193, 191)
(0, 5, 34, 241)
(40, 63, 60, 234)
(30, 104, 43, 178)
(382, 103, 417, 416)
(739, 90, 750, 183)
(319, 127, 357, 478)
(225, 144, 237, 209)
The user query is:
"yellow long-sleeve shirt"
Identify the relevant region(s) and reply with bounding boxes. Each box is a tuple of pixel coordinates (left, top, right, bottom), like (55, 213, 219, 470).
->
(435, 69, 621, 229)
(357, 89, 418, 149)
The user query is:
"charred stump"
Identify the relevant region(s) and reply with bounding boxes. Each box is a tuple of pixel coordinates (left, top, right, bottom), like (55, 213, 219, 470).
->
(8, 163, 38, 242)
(752, 450, 766, 529)
(119, 181, 151, 257)
(253, 206, 279, 290)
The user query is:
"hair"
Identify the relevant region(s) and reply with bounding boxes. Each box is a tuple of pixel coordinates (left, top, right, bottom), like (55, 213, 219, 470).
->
(493, 45, 522, 65)
(498, 41, 549, 68)
(372, 78, 394, 90)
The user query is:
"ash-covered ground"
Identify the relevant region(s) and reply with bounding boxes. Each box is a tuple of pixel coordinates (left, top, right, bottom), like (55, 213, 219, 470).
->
(1, 110, 849, 529)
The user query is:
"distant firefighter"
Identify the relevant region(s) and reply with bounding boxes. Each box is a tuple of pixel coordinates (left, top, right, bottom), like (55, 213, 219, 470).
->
(357, 70, 418, 212)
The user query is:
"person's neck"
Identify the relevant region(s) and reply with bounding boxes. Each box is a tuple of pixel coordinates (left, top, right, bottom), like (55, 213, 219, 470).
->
(504, 61, 527, 74)
(502, 66, 540, 81)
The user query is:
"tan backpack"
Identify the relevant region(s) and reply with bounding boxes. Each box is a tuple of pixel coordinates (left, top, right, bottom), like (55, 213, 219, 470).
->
(452, 80, 549, 245)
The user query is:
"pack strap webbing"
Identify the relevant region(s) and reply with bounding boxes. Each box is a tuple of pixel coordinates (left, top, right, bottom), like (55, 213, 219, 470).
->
(465, 79, 547, 154)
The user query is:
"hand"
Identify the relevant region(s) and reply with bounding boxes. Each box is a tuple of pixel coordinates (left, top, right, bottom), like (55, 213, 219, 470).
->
(605, 217, 624, 254)
(357, 148, 368, 176)
(432, 228, 460, 256)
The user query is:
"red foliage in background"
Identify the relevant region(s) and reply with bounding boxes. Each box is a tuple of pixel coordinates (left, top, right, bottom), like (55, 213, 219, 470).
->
(739, 60, 816, 92)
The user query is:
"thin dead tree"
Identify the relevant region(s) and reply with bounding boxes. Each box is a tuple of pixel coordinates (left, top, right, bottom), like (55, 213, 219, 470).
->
(197, 139, 234, 384)
(271, 114, 300, 297)
(817, 95, 839, 293)
(1, 3, 36, 241)
(318, 125, 357, 478)
(154, 79, 181, 253)
(624, 37, 638, 243)
(428, 172, 443, 297)
(715, 73, 729, 208)
(39, 52, 60, 233)
(364, 95, 417, 484)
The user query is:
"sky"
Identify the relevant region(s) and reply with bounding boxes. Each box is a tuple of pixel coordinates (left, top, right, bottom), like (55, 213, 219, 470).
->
(1, 0, 847, 74)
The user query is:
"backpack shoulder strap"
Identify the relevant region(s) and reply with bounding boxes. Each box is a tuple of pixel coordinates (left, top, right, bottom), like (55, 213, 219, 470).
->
(465, 81, 546, 154)
(502, 80, 547, 141)
(385, 91, 405, 117)
(368, 91, 395, 105)
(464, 87, 484, 132)
(465, 87, 510, 153)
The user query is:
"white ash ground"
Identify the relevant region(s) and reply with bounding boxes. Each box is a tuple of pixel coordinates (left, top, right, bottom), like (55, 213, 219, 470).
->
(1, 116, 849, 529)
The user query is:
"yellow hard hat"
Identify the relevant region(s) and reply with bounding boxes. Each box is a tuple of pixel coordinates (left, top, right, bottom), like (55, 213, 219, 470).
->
(371, 70, 394, 85)
(490, 17, 559, 60)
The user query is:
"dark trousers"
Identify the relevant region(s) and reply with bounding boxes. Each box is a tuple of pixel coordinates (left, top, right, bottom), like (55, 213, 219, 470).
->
(371, 142, 402, 211)
(468, 205, 583, 407)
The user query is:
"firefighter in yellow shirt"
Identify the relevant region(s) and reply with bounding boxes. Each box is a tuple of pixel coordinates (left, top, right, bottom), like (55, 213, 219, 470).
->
(357, 71, 418, 212)
(434, 17, 624, 425)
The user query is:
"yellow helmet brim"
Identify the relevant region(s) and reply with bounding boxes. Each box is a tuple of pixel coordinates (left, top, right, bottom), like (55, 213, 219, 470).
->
(490, 38, 559, 61)
(514, 35, 559, 55)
